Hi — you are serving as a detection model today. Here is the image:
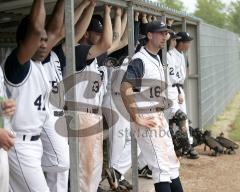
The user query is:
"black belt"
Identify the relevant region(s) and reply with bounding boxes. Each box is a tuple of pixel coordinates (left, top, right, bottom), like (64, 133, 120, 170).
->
(114, 92, 121, 96)
(172, 84, 183, 94)
(89, 108, 98, 114)
(54, 110, 64, 117)
(23, 135, 40, 141)
(83, 108, 99, 114)
(65, 105, 99, 114)
(138, 107, 165, 113)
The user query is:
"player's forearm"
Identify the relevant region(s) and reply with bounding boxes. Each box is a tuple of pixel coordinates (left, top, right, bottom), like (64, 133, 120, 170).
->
(29, 0, 46, 34)
(142, 13, 148, 24)
(107, 8, 122, 54)
(100, 6, 113, 50)
(112, 8, 122, 43)
(117, 25, 128, 50)
(121, 11, 127, 37)
(120, 82, 139, 122)
(46, 0, 64, 35)
(45, 0, 65, 53)
(74, 0, 91, 25)
(75, 3, 95, 43)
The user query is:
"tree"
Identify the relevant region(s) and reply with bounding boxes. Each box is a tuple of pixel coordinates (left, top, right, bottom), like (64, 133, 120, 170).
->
(158, 0, 185, 11)
(194, 0, 227, 28)
(228, 1, 240, 35)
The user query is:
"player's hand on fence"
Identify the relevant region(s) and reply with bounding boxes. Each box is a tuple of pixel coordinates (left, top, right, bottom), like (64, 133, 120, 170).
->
(134, 115, 157, 129)
(115, 7, 122, 16)
(1, 99, 16, 117)
(82, 0, 91, 8)
(135, 11, 139, 21)
(105, 4, 112, 13)
(178, 94, 184, 104)
(0, 129, 15, 151)
(142, 13, 148, 23)
(147, 15, 153, 22)
(89, 0, 96, 7)
(167, 18, 174, 26)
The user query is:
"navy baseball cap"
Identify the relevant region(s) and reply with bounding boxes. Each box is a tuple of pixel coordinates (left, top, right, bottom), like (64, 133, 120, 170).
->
(87, 18, 103, 33)
(176, 32, 193, 41)
(169, 31, 181, 40)
(146, 21, 171, 33)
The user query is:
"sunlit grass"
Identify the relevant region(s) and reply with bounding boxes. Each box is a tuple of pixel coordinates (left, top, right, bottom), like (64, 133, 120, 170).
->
(229, 109, 240, 141)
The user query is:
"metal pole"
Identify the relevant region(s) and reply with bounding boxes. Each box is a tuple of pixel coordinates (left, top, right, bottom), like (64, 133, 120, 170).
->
(182, 17, 187, 31)
(196, 22, 202, 129)
(127, 1, 139, 192)
(181, 18, 190, 113)
(161, 12, 168, 98)
(64, 0, 79, 192)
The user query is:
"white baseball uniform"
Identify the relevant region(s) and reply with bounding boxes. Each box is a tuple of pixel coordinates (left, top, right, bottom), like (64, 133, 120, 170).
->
(168, 48, 193, 144)
(125, 47, 180, 184)
(66, 44, 107, 192)
(4, 49, 50, 192)
(42, 50, 69, 192)
(102, 57, 133, 176)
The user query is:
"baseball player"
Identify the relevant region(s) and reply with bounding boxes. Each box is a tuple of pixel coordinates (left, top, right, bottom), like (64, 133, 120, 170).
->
(40, 1, 96, 191)
(3, 1, 55, 191)
(77, 6, 131, 192)
(121, 21, 184, 192)
(57, 5, 114, 191)
(103, 12, 153, 190)
(168, 31, 199, 159)
(0, 67, 16, 192)
(38, 1, 69, 192)
(166, 32, 183, 124)
(137, 13, 154, 179)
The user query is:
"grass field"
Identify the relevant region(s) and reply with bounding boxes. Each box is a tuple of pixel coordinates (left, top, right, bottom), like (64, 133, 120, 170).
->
(229, 108, 240, 141)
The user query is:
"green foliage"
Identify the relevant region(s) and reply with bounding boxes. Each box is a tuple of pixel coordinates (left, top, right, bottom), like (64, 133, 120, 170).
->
(157, 0, 185, 11)
(228, 1, 240, 35)
(194, 0, 227, 28)
(155, 0, 239, 35)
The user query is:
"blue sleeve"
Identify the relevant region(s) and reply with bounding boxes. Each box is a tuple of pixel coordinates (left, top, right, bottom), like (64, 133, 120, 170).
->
(52, 44, 66, 73)
(4, 48, 31, 85)
(122, 58, 144, 92)
(97, 52, 107, 66)
(75, 44, 93, 71)
(140, 23, 147, 35)
(134, 21, 140, 45)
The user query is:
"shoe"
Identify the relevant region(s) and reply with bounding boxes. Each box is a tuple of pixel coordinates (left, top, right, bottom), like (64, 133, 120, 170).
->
(138, 166, 152, 179)
(105, 168, 119, 190)
(97, 186, 109, 192)
(187, 147, 199, 159)
(119, 179, 133, 190)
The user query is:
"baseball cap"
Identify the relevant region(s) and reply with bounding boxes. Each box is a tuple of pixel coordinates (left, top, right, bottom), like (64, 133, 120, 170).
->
(169, 31, 181, 40)
(87, 18, 103, 33)
(146, 21, 171, 33)
(176, 32, 193, 41)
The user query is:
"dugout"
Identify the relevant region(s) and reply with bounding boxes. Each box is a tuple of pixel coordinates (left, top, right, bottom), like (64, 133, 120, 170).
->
(0, 0, 239, 191)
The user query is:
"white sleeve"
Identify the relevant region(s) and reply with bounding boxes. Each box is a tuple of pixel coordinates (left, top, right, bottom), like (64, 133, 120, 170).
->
(167, 52, 179, 85)
(179, 54, 186, 84)
(0, 68, 5, 115)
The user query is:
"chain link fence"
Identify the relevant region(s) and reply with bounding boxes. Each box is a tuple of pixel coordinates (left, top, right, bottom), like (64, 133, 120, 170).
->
(199, 23, 240, 128)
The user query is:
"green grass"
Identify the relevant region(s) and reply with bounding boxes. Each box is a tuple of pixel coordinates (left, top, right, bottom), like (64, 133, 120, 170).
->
(229, 110, 240, 141)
